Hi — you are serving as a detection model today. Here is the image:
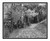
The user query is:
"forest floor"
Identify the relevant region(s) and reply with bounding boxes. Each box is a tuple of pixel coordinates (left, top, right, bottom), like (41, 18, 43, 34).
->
(9, 19, 47, 38)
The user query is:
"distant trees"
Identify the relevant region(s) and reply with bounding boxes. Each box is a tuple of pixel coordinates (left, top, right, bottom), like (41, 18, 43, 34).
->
(4, 3, 47, 30)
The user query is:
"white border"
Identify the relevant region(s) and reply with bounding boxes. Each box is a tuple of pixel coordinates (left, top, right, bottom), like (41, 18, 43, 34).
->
(0, 0, 49, 41)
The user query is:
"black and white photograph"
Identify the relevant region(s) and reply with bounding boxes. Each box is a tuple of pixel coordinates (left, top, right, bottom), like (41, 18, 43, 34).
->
(3, 2, 48, 39)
